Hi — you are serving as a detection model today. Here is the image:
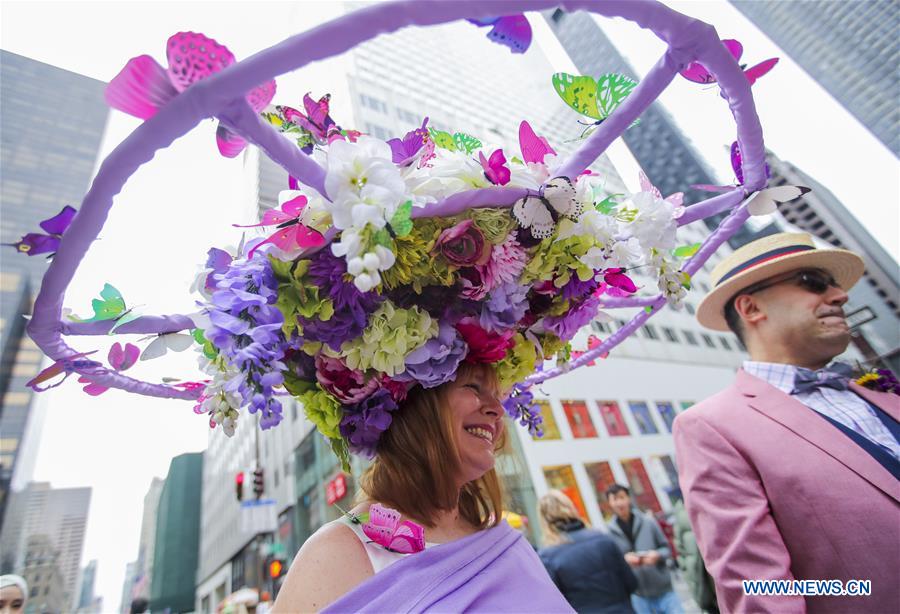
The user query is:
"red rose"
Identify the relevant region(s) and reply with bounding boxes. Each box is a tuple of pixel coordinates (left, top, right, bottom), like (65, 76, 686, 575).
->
(433, 219, 491, 267)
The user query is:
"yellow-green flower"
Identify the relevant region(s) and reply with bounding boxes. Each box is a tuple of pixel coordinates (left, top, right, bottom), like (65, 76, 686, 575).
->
(381, 218, 455, 291)
(468, 207, 517, 244)
(339, 301, 438, 376)
(270, 257, 335, 336)
(522, 234, 597, 285)
(297, 386, 343, 439)
(495, 333, 539, 391)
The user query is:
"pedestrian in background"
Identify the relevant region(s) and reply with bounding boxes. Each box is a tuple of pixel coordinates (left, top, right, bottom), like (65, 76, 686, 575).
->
(676, 233, 899, 612)
(538, 490, 637, 614)
(605, 485, 683, 614)
(671, 498, 718, 614)
(0, 575, 26, 614)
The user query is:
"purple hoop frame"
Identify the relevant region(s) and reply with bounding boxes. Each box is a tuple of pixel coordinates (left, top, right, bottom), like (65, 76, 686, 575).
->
(27, 0, 766, 399)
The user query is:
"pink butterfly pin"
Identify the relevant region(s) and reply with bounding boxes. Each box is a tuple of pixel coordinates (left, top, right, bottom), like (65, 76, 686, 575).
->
(639, 171, 684, 218)
(280, 93, 334, 142)
(104, 32, 276, 158)
(570, 334, 605, 365)
(519, 120, 556, 165)
(479, 149, 511, 186)
(680, 39, 778, 86)
(362, 503, 426, 554)
(234, 192, 324, 258)
(78, 342, 141, 396)
(603, 268, 638, 294)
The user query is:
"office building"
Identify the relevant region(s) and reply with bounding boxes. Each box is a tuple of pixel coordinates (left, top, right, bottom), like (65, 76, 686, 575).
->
(76, 559, 97, 610)
(731, 1, 899, 156)
(0, 51, 108, 528)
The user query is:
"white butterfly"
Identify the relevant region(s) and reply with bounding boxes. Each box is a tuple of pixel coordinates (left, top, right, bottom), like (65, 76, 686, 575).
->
(512, 177, 584, 239)
(744, 185, 810, 216)
(140, 332, 195, 361)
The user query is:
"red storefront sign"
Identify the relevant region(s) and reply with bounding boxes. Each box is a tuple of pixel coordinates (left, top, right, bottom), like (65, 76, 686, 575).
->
(325, 473, 347, 505)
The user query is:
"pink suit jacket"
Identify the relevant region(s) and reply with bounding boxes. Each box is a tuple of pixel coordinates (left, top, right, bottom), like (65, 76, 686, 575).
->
(673, 370, 900, 613)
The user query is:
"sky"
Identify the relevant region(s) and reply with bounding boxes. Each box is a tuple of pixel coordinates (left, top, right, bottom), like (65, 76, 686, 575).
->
(1, 1, 897, 611)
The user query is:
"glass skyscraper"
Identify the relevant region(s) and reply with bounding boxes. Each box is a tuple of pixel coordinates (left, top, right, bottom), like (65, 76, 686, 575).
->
(0, 51, 108, 528)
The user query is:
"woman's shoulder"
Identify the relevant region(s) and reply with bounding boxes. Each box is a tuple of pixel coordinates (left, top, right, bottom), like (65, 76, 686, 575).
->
(272, 519, 373, 613)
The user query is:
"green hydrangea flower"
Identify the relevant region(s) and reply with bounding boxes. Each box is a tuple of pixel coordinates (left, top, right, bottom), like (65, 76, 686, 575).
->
(496, 333, 539, 391)
(270, 257, 335, 336)
(381, 218, 455, 291)
(468, 207, 517, 244)
(297, 386, 343, 440)
(339, 301, 438, 376)
(521, 234, 597, 286)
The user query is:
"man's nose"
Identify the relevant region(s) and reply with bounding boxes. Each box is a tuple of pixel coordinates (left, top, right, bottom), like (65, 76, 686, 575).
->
(825, 284, 849, 306)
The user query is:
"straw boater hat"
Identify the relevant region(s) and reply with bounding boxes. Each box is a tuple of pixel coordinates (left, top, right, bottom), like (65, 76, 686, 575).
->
(697, 232, 865, 331)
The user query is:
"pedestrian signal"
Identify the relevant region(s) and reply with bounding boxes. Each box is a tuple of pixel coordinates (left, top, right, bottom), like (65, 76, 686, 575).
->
(268, 558, 284, 579)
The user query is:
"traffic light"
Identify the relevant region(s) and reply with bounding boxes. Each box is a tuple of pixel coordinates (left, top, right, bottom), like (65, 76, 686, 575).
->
(235, 471, 244, 501)
(268, 557, 285, 580)
(252, 467, 264, 498)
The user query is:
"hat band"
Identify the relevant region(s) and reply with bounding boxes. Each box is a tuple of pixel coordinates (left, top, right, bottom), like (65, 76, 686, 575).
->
(716, 244, 815, 286)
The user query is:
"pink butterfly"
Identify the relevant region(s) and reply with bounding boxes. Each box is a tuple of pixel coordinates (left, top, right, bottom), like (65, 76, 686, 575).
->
(680, 39, 778, 86)
(519, 120, 556, 165)
(234, 192, 324, 258)
(104, 32, 276, 158)
(603, 268, 638, 294)
(79, 342, 141, 396)
(639, 171, 684, 218)
(692, 141, 771, 193)
(26, 351, 101, 392)
(479, 149, 511, 186)
(280, 93, 334, 141)
(570, 335, 606, 365)
(362, 503, 426, 554)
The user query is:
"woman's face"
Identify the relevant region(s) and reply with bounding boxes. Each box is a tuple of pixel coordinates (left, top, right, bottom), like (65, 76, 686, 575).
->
(445, 367, 504, 485)
(0, 585, 25, 614)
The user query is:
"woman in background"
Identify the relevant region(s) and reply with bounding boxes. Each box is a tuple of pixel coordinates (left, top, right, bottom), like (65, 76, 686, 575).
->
(0, 575, 27, 614)
(539, 490, 638, 614)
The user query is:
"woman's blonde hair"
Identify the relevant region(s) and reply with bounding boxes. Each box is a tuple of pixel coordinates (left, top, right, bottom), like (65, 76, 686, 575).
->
(538, 489, 585, 546)
(359, 363, 506, 529)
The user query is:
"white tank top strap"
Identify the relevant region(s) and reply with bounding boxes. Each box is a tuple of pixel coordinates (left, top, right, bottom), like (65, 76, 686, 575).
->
(336, 515, 409, 573)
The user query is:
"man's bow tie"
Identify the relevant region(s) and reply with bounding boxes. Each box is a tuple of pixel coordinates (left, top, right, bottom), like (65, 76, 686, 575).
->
(791, 363, 854, 395)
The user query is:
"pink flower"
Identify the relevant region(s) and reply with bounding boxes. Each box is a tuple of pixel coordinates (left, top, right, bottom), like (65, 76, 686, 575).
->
(476, 233, 527, 293)
(433, 219, 491, 267)
(380, 376, 410, 403)
(315, 355, 380, 404)
(456, 318, 515, 363)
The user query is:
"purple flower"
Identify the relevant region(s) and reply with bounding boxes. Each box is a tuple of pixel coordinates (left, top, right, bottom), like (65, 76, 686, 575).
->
(395, 321, 468, 388)
(502, 384, 543, 437)
(479, 282, 529, 333)
(542, 295, 601, 341)
(560, 275, 600, 302)
(339, 388, 398, 457)
(298, 250, 381, 350)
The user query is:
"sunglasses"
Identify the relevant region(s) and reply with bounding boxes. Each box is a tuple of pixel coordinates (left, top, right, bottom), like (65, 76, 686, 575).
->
(745, 270, 841, 296)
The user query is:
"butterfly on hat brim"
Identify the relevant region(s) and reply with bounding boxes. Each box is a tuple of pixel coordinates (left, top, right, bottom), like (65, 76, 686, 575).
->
(513, 177, 583, 239)
(743, 185, 811, 216)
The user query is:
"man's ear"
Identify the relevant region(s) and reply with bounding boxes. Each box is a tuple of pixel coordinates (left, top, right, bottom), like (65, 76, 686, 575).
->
(733, 293, 765, 327)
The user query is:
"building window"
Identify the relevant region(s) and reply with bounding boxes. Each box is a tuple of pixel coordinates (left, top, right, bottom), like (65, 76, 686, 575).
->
(597, 401, 630, 436)
(291, 401, 298, 422)
(701, 333, 716, 348)
(641, 325, 659, 340)
(543, 465, 588, 519)
(561, 400, 598, 438)
(591, 321, 611, 334)
(628, 401, 659, 435)
(534, 400, 561, 440)
(682, 330, 698, 345)
(718, 337, 732, 351)
(0, 272, 21, 292)
(654, 402, 677, 432)
(584, 461, 617, 519)
(360, 94, 387, 113)
(662, 327, 679, 342)
(619, 458, 662, 513)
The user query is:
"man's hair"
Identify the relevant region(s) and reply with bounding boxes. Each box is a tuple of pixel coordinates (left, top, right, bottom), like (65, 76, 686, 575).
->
(605, 483, 630, 499)
(360, 362, 506, 529)
(723, 295, 747, 346)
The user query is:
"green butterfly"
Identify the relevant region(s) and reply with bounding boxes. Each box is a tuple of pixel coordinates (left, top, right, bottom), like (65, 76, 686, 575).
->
(552, 72, 639, 136)
(69, 283, 141, 333)
(428, 127, 482, 154)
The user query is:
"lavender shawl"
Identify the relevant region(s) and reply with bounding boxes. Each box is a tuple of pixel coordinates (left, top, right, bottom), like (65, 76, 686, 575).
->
(322, 521, 574, 613)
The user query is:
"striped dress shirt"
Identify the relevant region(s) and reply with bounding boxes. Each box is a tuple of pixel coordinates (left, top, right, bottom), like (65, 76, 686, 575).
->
(743, 361, 900, 460)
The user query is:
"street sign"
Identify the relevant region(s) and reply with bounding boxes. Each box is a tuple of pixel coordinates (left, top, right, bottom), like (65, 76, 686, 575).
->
(325, 473, 347, 505)
(240, 498, 278, 533)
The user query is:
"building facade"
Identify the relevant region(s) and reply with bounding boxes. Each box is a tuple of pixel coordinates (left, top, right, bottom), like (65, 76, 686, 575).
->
(150, 452, 203, 613)
(134, 477, 164, 600)
(0, 50, 109, 528)
(20, 534, 67, 614)
(76, 559, 97, 611)
(0, 482, 91, 611)
(731, 0, 899, 156)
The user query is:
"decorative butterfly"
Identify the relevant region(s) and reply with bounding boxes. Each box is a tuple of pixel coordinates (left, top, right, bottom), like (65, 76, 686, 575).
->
(639, 171, 684, 218)
(104, 32, 276, 158)
(603, 268, 637, 293)
(513, 176, 583, 239)
(26, 351, 102, 393)
(479, 149, 511, 185)
(362, 503, 426, 554)
(680, 39, 778, 86)
(234, 191, 324, 258)
(387, 117, 435, 167)
(7, 205, 77, 257)
(693, 141, 772, 193)
(743, 185, 811, 216)
(140, 332, 195, 361)
(467, 15, 532, 54)
(79, 342, 141, 396)
(68, 283, 141, 333)
(428, 128, 482, 154)
(519, 120, 556, 165)
(570, 335, 604, 365)
(552, 72, 639, 137)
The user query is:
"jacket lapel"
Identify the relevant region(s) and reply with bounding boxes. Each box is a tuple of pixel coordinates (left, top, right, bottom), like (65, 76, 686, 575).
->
(849, 382, 900, 422)
(736, 370, 900, 503)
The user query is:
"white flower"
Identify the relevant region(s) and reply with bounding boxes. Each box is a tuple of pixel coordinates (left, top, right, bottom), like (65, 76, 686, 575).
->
(579, 246, 608, 270)
(606, 237, 643, 269)
(626, 191, 677, 250)
(331, 228, 364, 261)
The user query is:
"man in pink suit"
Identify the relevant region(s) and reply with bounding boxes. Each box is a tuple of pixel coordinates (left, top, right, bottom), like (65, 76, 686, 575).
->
(674, 232, 899, 613)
